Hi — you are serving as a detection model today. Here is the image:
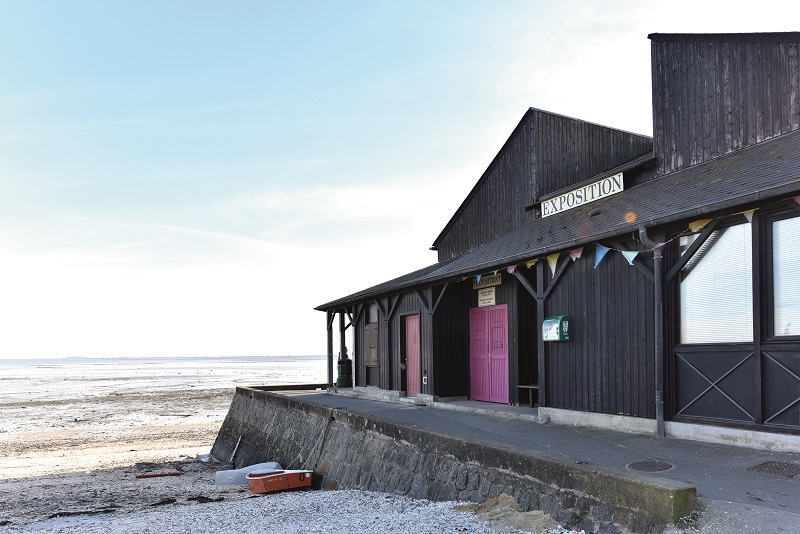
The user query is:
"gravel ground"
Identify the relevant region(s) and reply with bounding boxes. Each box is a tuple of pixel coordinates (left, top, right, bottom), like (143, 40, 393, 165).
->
(7, 489, 579, 534)
(0, 384, 574, 534)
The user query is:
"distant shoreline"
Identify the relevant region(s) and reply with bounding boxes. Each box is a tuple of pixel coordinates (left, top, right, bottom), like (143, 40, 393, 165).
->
(0, 354, 326, 366)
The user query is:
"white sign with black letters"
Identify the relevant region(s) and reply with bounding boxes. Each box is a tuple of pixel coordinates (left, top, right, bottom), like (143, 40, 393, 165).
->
(541, 172, 624, 217)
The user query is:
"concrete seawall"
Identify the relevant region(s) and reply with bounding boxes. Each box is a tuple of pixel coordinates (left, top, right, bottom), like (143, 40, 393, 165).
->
(211, 387, 696, 533)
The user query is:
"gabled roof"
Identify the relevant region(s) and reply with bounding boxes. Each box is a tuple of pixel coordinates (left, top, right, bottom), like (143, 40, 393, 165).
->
(317, 128, 800, 311)
(430, 107, 652, 250)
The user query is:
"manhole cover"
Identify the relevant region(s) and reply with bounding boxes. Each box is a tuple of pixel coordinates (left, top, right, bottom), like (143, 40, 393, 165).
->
(627, 461, 674, 472)
(747, 461, 800, 478)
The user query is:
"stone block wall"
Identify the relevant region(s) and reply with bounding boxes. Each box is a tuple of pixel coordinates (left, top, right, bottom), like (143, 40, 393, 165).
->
(212, 388, 695, 534)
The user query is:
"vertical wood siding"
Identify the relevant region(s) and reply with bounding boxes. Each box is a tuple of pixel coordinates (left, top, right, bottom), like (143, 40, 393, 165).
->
(652, 39, 800, 176)
(544, 247, 655, 417)
(432, 277, 522, 402)
(389, 292, 430, 392)
(432, 282, 471, 398)
(517, 269, 539, 389)
(436, 110, 652, 262)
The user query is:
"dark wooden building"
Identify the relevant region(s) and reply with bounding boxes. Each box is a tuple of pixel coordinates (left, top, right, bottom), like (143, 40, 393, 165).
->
(317, 33, 800, 442)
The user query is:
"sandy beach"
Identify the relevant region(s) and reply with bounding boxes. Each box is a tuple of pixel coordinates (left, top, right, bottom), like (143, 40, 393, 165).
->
(0, 357, 566, 533)
(1, 386, 244, 528)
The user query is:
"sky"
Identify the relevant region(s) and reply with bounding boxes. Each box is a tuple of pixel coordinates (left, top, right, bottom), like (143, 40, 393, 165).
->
(0, 1, 796, 359)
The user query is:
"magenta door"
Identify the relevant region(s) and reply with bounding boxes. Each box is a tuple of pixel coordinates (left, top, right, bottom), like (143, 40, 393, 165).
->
(470, 304, 508, 404)
(470, 308, 490, 401)
(405, 315, 421, 397)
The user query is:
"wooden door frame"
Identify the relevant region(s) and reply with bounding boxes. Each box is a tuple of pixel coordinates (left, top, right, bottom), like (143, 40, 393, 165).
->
(402, 313, 422, 397)
(469, 303, 509, 404)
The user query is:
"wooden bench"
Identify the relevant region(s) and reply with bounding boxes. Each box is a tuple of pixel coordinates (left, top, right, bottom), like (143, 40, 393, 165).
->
(517, 385, 539, 407)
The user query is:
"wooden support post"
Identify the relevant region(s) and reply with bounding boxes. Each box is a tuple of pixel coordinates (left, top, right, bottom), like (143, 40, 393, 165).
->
(339, 310, 347, 360)
(327, 311, 334, 387)
(536, 261, 546, 408)
(422, 290, 434, 396)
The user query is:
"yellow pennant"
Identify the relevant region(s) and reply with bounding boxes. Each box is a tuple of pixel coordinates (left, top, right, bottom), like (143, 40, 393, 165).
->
(688, 219, 712, 233)
(525, 258, 539, 269)
(547, 253, 560, 276)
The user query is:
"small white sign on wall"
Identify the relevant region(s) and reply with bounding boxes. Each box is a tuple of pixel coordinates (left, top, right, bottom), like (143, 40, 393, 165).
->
(478, 287, 496, 307)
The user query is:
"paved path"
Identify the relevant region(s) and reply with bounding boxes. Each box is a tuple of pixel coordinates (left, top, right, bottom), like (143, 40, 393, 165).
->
(281, 391, 800, 532)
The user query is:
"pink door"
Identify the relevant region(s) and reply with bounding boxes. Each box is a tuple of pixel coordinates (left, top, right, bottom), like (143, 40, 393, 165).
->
(405, 315, 421, 397)
(470, 305, 508, 404)
(470, 308, 490, 401)
(487, 306, 509, 403)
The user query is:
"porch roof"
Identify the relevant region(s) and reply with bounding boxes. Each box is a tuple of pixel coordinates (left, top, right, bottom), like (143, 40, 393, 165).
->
(316, 129, 800, 311)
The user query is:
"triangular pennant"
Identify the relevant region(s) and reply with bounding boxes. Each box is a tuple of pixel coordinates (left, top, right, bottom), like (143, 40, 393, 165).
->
(792, 196, 800, 205)
(653, 242, 667, 250)
(569, 247, 584, 261)
(547, 253, 560, 276)
(492, 270, 498, 276)
(525, 258, 538, 269)
(594, 244, 610, 269)
(506, 265, 517, 275)
(688, 219, 712, 233)
(743, 209, 755, 223)
(621, 250, 639, 265)
(476, 274, 482, 284)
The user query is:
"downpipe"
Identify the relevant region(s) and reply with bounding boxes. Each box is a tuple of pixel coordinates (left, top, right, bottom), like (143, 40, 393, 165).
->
(639, 227, 666, 438)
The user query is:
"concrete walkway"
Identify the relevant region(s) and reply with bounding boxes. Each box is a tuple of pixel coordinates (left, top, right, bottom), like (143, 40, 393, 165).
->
(277, 390, 800, 532)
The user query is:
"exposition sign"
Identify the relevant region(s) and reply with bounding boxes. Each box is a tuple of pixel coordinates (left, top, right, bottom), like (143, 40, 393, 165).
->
(541, 172, 624, 218)
(473, 273, 501, 289)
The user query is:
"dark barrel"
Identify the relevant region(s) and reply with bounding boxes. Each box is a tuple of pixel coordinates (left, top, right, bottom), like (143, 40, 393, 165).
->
(336, 356, 353, 387)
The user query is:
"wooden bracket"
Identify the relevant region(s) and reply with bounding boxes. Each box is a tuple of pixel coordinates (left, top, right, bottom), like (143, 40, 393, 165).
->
(353, 303, 364, 327)
(431, 282, 449, 314)
(415, 289, 431, 313)
(633, 260, 655, 282)
(387, 295, 400, 321)
(513, 270, 541, 301)
(665, 218, 720, 283)
(542, 256, 571, 300)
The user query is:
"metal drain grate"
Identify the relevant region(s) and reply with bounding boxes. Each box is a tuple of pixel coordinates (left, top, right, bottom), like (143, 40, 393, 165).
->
(626, 461, 674, 472)
(747, 461, 800, 478)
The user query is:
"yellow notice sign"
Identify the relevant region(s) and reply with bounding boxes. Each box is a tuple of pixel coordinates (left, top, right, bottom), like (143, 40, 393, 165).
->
(478, 287, 496, 307)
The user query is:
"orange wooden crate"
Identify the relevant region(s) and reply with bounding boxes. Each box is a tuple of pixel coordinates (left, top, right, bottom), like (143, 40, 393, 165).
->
(245, 470, 313, 494)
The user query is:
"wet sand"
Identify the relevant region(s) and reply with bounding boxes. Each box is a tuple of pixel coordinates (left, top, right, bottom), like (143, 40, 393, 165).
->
(0, 388, 241, 528)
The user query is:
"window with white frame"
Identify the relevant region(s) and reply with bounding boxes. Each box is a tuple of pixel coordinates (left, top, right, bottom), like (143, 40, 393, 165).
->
(773, 216, 800, 336)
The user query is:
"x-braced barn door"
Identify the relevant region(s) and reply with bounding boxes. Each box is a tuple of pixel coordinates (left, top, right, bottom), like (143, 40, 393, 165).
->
(470, 304, 509, 404)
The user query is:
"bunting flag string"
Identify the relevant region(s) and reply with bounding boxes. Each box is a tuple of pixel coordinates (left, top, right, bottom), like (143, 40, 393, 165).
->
(621, 250, 639, 265)
(468, 198, 791, 284)
(594, 244, 610, 269)
(688, 219, 712, 232)
(546, 253, 560, 276)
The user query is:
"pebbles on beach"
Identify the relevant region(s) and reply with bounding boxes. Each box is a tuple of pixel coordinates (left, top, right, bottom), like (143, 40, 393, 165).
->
(14, 489, 579, 534)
